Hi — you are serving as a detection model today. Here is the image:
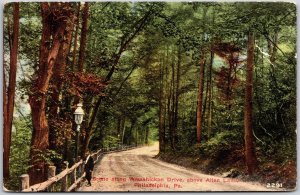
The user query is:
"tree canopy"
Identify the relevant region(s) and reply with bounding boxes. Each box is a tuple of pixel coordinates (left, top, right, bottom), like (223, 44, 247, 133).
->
(3, 2, 296, 190)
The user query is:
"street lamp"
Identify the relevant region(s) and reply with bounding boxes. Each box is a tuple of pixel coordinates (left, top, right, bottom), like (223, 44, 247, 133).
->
(74, 103, 84, 159)
(74, 103, 84, 131)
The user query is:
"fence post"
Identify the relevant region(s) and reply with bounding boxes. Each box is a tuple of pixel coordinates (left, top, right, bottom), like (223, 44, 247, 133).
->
(70, 168, 77, 187)
(19, 174, 29, 191)
(70, 158, 76, 185)
(47, 166, 56, 192)
(79, 158, 85, 178)
(82, 161, 85, 174)
(61, 161, 69, 191)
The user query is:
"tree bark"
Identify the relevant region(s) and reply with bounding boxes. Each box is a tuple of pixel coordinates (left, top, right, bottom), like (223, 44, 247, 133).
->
(226, 59, 233, 110)
(3, 61, 7, 180)
(168, 82, 173, 149)
(28, 3, 73, 185)
(135, 126, 138, 147)
(81, 97, 102, 157)
(267, 30, 281, 126)
(76, 2, 91, 157)
(3, 2, 19, 180)
(72, 3, 81, 71)
(49, 16, 75, 150)
(171, 59, 175, 149)
(78, 2, 89, 72)
(163, 64, 168, 148)
(207, 10, 215, 138)
(145, 127, 149, 144)
(129, 119, 136, 145)
(121, 117, 126, 145)
(173, 47, 181, 145)
(207, 50, 214, 138)
(196, 55, 205, 144)
(71, 1, 90, 155)
(159, 58, 165, 152)
(244, 31, 258, 175)
(117, 117, 121, 136)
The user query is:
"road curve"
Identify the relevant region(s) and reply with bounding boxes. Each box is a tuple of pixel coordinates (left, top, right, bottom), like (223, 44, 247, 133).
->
(79, 143, 272, 192)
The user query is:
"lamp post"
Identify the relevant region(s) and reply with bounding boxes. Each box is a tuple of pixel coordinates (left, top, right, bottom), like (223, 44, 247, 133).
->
(74, 103, 84, 159)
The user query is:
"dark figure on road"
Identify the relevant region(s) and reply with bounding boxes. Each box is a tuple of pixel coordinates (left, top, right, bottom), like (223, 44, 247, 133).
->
(84, 151, 94, 186)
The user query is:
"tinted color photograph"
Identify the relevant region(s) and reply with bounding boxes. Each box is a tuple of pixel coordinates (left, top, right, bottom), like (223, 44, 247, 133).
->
(3, 1, 297, 192)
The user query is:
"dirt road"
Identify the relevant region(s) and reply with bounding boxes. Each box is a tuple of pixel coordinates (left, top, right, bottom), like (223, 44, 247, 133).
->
(79, 143, 272, 192)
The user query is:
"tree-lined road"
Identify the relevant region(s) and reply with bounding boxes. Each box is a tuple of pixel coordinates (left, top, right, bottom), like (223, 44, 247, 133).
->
(79, 143, 271, 192)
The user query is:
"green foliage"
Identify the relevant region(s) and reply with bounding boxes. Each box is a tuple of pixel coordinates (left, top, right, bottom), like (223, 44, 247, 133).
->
(7, 117, 32, 190)
(201, 131, 243, 158)
(31, 148, 62, 166)
(102, 136, 121, 148)
(258, 138, 297, 165)
(276, 139, 296, 163)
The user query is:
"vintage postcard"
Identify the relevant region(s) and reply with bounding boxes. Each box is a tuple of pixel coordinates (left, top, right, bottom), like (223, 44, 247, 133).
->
(2, 1, 297, 192)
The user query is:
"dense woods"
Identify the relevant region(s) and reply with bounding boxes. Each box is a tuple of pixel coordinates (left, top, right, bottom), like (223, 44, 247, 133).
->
(3, 2, 296, 190)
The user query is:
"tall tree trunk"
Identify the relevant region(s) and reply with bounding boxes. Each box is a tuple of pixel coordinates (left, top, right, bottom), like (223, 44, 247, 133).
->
(171, 59, 175, 149)
(129, 119, 136, 145)
(159, 59, 165, 152)
(267, 30, 281, 126)
(6, 13, 12, 53)
(196, 7, 208, 141)
(226, 60, 233, 110)
(28, 3, 72, 185)
(145, 127, 149, 144)
(121, 117, 126, 145)
(163, 64, 168, 148)
(81, 97, 102, 157)
(3, 61, 8, 181)
(77, 2, 91, 157)
(63, 2, 80, 119)
(207, 50, 214, 138)
(49, 17, 75, 150)
(244, 31, 258, 175)
(78, 2, 89, 72)
(3, 3, 19, 180)
(72, 3, 81, 71)
(166, 84, 171, 147)
(117, 117, 121, 136)
(202, 74, 209, 126)
(196, 55, 205, 144)
(173, 47, 181, 146)
(135, 126, 138, 147)
(168, 82, 173, 149)
(206, 10, 215, 138)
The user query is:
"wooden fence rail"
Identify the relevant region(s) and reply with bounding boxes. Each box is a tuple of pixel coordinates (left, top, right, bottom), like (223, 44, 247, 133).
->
(20, 145, 136, 192)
